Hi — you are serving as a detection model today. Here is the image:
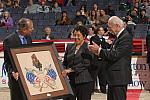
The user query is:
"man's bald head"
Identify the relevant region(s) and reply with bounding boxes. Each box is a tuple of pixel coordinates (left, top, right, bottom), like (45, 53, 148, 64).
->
(108, 16, 124, 35)
(108, 16, 124, 28)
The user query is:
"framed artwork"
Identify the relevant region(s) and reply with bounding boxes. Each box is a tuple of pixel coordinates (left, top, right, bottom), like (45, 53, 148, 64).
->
(10, 42, 73, 100)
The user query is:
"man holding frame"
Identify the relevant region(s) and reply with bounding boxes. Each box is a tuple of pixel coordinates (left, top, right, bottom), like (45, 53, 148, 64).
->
(3, 18, 33, 100)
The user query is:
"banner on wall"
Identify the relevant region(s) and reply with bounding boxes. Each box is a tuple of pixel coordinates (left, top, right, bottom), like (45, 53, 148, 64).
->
(128, 56, 150, 89)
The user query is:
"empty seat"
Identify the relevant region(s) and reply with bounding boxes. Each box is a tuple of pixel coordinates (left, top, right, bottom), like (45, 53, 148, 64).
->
(115, 11, 127, 17)
(0, 27, 8, 40)
(52, 32, 62, 39)
(134, 24, 149, 38)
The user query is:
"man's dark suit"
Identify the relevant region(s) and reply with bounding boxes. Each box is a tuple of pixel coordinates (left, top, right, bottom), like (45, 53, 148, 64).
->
(3, 32, 32, 100)
(63, 42, 93, 100)
(146, 33, 150, 69)
(99, 29, 133, 100)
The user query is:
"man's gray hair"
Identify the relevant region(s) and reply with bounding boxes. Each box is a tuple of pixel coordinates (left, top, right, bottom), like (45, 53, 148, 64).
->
(108, 16, 124, 28)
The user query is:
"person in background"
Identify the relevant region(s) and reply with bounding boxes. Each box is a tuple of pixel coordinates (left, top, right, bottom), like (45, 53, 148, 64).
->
(129, 9, 139, 24)
(91, 3, 100, 13)
(90, 26, 111, 94)
(99, 10, 110, 25)
(65, 0, 77, 6)
(62, 25, 94, 100)
(88, 16, 133, 100)
(52, 1, 62, 13)
(24, 0, 39, 14)
(0, 2, 5, 27)
(72, 10, 87, 25)
(141, 0, 150, 17)
(37, 0, 50, 13)
(79, 4, 88, 17)
(12, 0, 21, 8)
(0, 11, 13, 27)
(56, 0, 64, 7)
(0, 2, 4, 17)
(6, 0, 21, 8)
(3, 18, 34, 100)
(56, 11, 71, 25)
(138, 9, 148, 24)
(87, 26, 95, 40)
(88, 10, 97, 25)
(105, 4, 115, 17)
(42, 26, 54, 40)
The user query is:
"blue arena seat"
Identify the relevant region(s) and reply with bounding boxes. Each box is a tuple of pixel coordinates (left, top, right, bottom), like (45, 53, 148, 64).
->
(134, 24, 149, 39)
(52, 32, 62, 39)
(0, 27, 8, 40)
(115, 11, 127, 17)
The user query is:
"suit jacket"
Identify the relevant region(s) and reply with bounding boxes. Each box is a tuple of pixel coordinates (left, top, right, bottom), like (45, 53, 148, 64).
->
(63, 42, 93, 85)
(3, 32, 32, 100)
(99, 29, 133, 85)
(146, 33, 150, 64)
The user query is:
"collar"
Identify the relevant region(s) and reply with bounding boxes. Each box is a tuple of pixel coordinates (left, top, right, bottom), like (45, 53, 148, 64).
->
(17, 31, 25, 39)
(117, 28, 124, 38)
(97, 35, 103, 38)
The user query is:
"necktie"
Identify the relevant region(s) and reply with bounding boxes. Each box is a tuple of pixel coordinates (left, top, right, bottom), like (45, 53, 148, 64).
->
(110, 37, 117, 50)
(22, 37, 27, 44)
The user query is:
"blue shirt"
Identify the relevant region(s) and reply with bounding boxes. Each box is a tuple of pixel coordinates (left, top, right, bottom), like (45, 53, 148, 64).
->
(18, 33, 27, 44)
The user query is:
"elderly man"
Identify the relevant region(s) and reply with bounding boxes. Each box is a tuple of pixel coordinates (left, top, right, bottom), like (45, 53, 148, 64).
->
(3, 18, 34, 100)
(88, 16, 133, 100)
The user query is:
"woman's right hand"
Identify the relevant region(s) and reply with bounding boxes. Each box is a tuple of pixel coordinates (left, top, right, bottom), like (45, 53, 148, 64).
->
(62, 68, 73, 77)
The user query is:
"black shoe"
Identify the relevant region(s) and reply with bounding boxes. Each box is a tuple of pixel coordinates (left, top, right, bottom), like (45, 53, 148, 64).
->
(101, 90, 107, 94)
(91, 91, 94, 95)
(100, 86, 107, 94)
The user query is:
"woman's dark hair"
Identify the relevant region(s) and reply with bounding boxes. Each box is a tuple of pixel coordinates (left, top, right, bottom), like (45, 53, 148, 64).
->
(94, 26, 104, 35)
(80, 4, 87, 12)
(73, 25, 88, 37)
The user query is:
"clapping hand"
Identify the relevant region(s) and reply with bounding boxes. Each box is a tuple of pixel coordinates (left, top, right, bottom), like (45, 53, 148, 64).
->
(88, 41, 101, 56)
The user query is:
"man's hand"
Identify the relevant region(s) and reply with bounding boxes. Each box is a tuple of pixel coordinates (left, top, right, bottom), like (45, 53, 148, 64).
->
(106, 39, 112, 44)
(88, 41, 101, 55)
(12, 72, 19, 81)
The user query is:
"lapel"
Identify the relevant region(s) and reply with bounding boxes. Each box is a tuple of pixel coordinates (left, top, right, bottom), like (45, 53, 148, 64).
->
(110, 30, 125, 50)
(110, 37, 117, 50)
(70, 44, 76, 54)
(25, 36, 31, 44)
(14, 32, 22, 45)
(15, 31, 32, 45)
(75, 42, 87, 56)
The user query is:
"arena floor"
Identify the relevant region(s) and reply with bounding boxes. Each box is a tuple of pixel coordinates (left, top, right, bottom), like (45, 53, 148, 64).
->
(0, 88, 150, 100)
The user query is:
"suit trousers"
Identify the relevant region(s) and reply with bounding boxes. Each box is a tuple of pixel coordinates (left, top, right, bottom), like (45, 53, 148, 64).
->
(9, 77, 27, 100)
(107, 85, 127, 100)
(64, 82, 93, 100)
